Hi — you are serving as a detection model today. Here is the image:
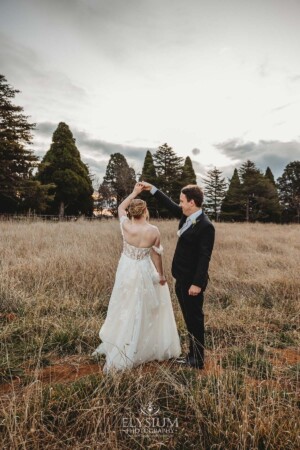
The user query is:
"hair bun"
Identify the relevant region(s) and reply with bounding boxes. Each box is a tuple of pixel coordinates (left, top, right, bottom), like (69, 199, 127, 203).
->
(128, 199, 147, 218)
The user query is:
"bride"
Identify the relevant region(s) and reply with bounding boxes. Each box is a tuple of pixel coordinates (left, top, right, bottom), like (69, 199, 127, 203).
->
(92, 182, 181, 372)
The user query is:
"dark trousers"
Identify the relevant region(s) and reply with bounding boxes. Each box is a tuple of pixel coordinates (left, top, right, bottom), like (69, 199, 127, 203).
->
(175, 280, 205, 364)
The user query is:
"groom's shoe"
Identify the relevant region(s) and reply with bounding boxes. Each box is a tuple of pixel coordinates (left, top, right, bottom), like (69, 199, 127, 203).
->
(175, 355, 204, 370)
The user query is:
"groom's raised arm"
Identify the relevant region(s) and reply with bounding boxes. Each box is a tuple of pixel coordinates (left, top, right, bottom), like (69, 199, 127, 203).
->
(142, 182, 182, 218)
(153, 189, 182, 219)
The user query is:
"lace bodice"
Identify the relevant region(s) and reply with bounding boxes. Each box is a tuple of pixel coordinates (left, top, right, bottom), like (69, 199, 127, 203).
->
(122, 240, 151, 261)
(119, 215, 163, 261)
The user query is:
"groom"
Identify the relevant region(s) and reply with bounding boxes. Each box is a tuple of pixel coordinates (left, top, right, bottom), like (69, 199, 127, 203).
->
(141, 182, 215, 369)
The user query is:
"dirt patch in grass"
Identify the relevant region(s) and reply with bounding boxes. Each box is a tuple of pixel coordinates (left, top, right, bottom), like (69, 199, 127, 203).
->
(34, 360, 101, 384)
(0, 353, 224, 397)
(271, 348, 299, 365)
(2, 348, 298, 398)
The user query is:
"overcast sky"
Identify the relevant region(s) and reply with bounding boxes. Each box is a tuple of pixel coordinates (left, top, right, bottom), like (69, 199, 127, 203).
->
(1, 0, 300, 185)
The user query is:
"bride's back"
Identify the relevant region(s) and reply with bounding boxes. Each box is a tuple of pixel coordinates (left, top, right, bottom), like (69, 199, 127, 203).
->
(122, 220, 158, 248)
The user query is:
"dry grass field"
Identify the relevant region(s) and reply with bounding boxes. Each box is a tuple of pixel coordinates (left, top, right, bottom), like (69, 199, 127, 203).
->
(0, 219, 299, 449)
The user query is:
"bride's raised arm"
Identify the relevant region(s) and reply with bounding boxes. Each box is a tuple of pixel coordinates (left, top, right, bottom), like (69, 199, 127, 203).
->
(117, 182, 144, 219)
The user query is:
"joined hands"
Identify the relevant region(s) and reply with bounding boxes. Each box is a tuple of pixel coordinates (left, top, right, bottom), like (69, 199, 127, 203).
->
(140, 181, 153, 191)
(132, 181, 153, 196)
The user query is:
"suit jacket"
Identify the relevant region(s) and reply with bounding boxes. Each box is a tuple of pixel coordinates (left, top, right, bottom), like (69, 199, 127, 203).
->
(154, 189, 215, 290)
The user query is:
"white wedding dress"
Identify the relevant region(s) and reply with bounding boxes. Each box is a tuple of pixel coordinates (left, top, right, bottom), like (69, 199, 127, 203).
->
(92, 216, 181, 373)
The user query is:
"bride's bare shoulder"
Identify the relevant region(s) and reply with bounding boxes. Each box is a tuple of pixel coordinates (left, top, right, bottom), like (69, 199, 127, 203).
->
(146, 223, 160, 236)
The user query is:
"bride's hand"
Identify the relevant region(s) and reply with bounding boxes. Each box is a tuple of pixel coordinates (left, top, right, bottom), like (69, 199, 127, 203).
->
(159, 274, 166, 286)
(132, 182, 144, 196)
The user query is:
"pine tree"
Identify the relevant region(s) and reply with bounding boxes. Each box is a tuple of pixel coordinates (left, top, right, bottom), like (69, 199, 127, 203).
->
(139, 150, 159, 218)
(37, 122, 94, 217)
(180, 156, 197, 186)
(0, 74, 38, 212)
(277, 161, 300, 223)
(265, 166, 276, 186)
(21, 180, 55, 214)
(101, 153, 136, 211)
(239, 160, 261, 221)
(153, 143, 184, 195)
(202, 167, 227, 221)
(153, 143, 183, 192)
(152, 143, 184, 217)
(264, 166, 281, 221)
(139, 150, 157, 185)
(239, 160, 281, 222)
(220, 168, 243, 221)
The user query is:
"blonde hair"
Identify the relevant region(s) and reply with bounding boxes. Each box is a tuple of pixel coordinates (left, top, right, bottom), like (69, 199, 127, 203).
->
(128, 199, 148, 219)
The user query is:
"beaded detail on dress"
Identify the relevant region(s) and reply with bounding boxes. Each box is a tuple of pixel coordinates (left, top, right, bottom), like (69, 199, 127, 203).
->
(122, 241, 151, 261)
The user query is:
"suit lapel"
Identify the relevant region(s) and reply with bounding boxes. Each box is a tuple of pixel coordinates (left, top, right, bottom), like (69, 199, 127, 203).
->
(178, 215, 187, 230)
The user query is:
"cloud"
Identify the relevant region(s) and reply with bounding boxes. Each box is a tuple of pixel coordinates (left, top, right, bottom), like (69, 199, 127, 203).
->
(36, 122, 57, 136)
(0, 32, 86, 105)
(190, 160, 207, 185)
(269, 102, 294, 113)
(36, 121, 154, 156)
(289, 74, 300, 82)
(0, 32, 40, 78)
(192, 148, 200, 155)
(215, 138, 300, 177)
(74, 130, 155, 161)
(258, 58, 269, 78)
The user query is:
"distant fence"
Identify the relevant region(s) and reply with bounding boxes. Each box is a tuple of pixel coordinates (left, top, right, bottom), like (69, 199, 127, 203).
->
(0, 213, 114, 222)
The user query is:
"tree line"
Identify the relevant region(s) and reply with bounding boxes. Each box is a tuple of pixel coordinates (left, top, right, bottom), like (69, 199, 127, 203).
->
(203, 162, 300, 223)
(1, 74, 299, 222)
(98, 144, 197, 218)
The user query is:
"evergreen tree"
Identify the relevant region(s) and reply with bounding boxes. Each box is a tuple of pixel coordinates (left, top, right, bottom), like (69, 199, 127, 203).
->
(21, 180, 55, 214)
(37, 122, 94, 217)
(101, 153, 136, 211)
(139, 150, 157, 185)
(139, 150, 159, 218)
(265, 166, 276, 186)
(153, 143, 184, 217)
(180, 156, 197, 186)
(277, 161, 300, 223)
(0, 74, 38, 212)
(220, 168, 244, 221)
(239, 160, 280, 222)
(202, 167, 227, 221)
(264, 166, 281, 221)
(153, 143, 184, 196)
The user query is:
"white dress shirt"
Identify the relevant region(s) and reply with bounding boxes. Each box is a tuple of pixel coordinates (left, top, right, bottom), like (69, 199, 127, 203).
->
(177, 209, 202, 237)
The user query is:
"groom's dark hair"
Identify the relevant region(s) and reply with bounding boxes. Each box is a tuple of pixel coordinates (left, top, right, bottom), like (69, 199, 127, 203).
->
(181, 185, 204, 207)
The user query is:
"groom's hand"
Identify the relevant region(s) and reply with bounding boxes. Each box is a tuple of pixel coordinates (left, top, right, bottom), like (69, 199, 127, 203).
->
(188, 285, 201, 296)
(141, 181, 153, 191)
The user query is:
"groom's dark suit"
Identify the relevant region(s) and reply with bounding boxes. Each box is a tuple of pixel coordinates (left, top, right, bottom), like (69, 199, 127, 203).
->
(153, 189, 215, 366)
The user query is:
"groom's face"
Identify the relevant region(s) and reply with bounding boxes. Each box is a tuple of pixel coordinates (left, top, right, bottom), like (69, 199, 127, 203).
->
(179, 193, 194, 216)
